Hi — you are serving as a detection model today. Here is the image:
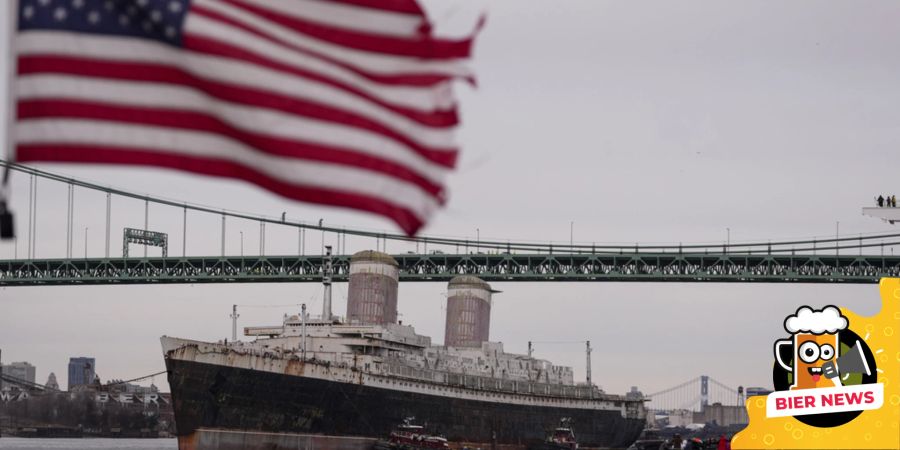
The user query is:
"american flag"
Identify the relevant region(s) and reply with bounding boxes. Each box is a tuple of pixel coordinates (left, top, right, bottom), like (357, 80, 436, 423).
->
(12, 0, 480, 235)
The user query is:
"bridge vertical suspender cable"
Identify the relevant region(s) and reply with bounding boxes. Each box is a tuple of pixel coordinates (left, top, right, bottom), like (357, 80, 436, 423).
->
(105, 192, 111, 258)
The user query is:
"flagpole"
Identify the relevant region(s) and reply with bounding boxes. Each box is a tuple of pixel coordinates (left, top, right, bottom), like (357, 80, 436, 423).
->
(4, 1, 17, 164)
(1, 0, 18, 240)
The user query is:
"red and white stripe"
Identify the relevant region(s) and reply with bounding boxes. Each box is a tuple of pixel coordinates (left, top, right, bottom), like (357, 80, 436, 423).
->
(14, 0, 480, 235)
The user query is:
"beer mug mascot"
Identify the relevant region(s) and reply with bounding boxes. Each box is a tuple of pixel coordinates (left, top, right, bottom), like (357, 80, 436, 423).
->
(773, 306, 859, 390)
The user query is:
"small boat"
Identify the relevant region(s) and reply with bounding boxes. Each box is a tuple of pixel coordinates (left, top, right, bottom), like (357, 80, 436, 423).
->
(374, 419, 450, 450)
(530, 419, 578, 450)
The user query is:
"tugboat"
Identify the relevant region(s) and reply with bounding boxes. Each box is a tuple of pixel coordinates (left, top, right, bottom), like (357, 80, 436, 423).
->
(374, 419, 450, 450)
(530, 419, 578, 450)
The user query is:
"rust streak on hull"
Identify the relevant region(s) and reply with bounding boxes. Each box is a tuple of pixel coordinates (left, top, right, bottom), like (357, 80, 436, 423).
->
(179, 428, 379, 450)
(178, 429, 627, 450)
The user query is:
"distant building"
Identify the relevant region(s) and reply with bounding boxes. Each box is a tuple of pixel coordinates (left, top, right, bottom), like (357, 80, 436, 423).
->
(1, 362, 36, 390)
(106, 379, 160, 395)
(45, 372, 59, 390)
(625, 386, 644, 400)
(693, 402, 749, 426)
(666, 409, 695, 427)
(125, 383, 159, 395)
(68, 357, 96, 390)
(745, 386, 773, 397)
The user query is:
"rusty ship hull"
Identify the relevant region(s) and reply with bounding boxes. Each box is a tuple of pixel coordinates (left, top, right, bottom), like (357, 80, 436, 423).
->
(165, 357, 645, 450)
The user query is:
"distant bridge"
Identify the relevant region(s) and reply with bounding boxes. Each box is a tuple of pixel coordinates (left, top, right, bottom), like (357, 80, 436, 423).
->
(646, 376, 745, 413)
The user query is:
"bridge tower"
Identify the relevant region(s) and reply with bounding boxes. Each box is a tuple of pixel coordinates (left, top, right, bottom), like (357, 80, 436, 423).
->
(700, 375, 709, 408)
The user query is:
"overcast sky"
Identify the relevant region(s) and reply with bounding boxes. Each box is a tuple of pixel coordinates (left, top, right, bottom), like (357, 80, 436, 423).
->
(1, 1, 899, 398)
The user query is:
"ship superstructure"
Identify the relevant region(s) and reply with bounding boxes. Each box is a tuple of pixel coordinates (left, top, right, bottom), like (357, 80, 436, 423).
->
(162, 248, 646, 450)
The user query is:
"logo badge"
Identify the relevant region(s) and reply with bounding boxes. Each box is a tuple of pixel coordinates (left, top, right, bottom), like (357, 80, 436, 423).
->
(768, 306, 882, 426)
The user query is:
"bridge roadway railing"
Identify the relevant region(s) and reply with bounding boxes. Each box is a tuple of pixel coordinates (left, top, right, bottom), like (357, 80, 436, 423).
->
(1, 252, 900, 286)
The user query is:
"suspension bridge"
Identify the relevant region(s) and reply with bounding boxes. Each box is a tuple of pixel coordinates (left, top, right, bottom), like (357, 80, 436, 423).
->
(645, 376, 747, 413)
(645, 376, 755, 428)
(2, 161, 900, 286)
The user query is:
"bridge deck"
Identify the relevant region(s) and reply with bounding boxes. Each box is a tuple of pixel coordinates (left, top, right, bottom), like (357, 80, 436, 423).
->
(1, 253, 899, 286)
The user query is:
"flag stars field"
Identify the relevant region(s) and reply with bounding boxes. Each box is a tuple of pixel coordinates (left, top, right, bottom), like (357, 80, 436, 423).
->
(53, 6, 67, 22)
(19, 0, 187, 44)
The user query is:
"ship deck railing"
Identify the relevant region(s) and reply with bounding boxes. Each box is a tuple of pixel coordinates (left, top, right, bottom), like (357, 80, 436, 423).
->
(381, 360, 634, 403)
(219, 343, 642, 404)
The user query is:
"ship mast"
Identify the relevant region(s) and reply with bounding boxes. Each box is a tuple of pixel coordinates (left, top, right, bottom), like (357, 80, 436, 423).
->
(586, 340, 592, 386)
(230, 304, 239, 342)
(301, 303, 307, 360)
(586, 340, 594, 399)
(322, 245, 333, 321)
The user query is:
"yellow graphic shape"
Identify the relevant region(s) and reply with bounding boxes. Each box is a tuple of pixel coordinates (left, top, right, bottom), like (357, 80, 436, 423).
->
(733, 278, 900, 449)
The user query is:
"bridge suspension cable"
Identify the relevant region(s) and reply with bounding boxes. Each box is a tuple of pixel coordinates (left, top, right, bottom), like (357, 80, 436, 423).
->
(646, 376, 744, 412)
(2, 160, 900, 256)
(0, 370, 167, 395)
(647, 377, 700, 398)
(0, 372, 57, 392)
(709, 377, 738, 393)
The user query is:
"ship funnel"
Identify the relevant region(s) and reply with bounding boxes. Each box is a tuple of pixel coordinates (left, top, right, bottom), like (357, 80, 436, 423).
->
(323, 245, 333, 321)
(444, 275, 496, 348)
(347, 250, 399, 325)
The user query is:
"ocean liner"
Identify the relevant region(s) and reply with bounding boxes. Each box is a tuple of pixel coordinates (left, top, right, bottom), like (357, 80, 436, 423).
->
(162, 249, 646, 450)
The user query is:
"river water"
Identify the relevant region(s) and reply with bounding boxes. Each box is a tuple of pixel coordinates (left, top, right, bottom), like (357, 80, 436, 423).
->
(0, 438, 177, 449)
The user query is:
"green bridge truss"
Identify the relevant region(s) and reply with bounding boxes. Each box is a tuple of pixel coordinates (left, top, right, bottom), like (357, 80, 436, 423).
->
(2, 252, 899, 286)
